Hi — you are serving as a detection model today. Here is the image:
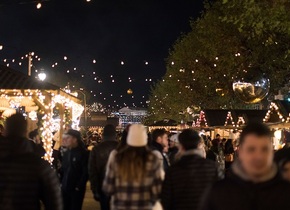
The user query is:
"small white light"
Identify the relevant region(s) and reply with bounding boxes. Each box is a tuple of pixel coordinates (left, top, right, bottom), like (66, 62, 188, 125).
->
(38, 72, 46, 81)
(64, 56, 67, 60)
(93, 59, 96, 63)
(121, 61, 124, 65)
(0, 45, 3, 50)
(36, 3, 42, 9)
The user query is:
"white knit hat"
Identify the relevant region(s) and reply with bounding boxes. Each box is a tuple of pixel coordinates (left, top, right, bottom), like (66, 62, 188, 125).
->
(127, 124, 148, 147)
(170, 133, 180, 143)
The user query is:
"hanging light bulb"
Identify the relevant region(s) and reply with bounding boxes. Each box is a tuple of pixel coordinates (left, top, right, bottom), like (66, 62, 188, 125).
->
(36, 3, 42, 9)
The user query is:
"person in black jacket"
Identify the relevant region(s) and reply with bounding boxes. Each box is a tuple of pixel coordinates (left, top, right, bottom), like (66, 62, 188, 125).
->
(0, 113, 62, 210)
(161, 129, 217, 210)
(201, 122, 290, 210)
(151, 129, 170, 171)
(89, 124, 119, 210)
(61, 129, 89, 210)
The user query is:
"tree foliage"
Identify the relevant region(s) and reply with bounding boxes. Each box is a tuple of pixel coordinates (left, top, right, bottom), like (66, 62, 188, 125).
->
(147, 0, 290, 123)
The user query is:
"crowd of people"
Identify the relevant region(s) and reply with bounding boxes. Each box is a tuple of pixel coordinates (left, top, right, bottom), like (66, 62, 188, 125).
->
(1, 113, 290, 210)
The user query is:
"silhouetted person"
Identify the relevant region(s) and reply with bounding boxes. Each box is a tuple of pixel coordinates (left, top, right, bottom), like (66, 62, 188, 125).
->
(89, 124, 119, 210)
(0, 113, 62, 210)
(201, 122, 290, 210)
(61, 129, 88, 210)
(28, 129, 46, 157)
(161, 129, 217, 210)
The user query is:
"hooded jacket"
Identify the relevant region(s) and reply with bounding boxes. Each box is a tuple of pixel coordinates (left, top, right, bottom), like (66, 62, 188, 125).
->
(0, 136, 62, 210)
(201, 161, 290, 210)
(161, 150, 217, 210)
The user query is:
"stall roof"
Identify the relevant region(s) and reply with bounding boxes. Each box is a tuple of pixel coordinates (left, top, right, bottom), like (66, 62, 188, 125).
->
(0, 65, 59, 90)
(150, 119, 178, 127)
(203, 109, 267, 127)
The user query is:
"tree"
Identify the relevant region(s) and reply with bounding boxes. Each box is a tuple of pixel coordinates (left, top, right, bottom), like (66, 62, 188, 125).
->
(148, 0, 290, 123)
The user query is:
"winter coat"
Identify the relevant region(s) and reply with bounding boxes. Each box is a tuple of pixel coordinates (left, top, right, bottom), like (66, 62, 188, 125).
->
(151, 141, 170, 171)
(201, 161, 290, 210)
(89, 137, 119, 193)
(161, 150, 217, 210)
(0, 136, 62, 210)
(61, 146, 89, 192)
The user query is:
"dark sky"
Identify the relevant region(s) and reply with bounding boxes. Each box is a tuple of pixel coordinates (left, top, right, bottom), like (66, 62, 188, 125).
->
(0, 0, 204, 109)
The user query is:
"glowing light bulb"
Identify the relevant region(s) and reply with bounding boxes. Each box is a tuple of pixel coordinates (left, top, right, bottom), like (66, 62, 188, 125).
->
(64, 56, 67, 60)
(93, 59, 96, 63)
(36, 3, 42, 9)
(0, 45, 3, 50)
(121, 61, 124, 65)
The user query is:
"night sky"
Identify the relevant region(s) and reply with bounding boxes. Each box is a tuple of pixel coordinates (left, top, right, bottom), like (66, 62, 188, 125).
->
(0, 0, 204, 109)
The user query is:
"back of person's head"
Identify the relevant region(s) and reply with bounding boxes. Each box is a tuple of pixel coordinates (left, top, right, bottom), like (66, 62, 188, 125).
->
(6, 113, 27, 137)
(216, 134, 220, 138)
(116, 124, 151, 182)
(28, 129, 38, 140)
(152, 128, 167, 142)
(178, 129, 201, 151)
(102, 124, 116, 139)
(239, 122, 271, 145)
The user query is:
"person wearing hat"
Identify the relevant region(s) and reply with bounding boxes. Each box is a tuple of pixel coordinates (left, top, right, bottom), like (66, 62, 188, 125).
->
(89, 124, 119, 210)
(168, 133, 180, 164)
(60, 129, 89, 210)
(103, 124, 163, 210)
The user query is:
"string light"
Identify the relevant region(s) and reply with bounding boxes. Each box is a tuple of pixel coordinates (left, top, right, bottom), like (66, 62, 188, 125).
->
(263, 102, 285, 123)
(36, 2, 42, 9)
(224, 111, 235, 127)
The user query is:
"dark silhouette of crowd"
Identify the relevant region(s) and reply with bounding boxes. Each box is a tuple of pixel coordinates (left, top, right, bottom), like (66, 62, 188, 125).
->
(1, 113, 290, 210)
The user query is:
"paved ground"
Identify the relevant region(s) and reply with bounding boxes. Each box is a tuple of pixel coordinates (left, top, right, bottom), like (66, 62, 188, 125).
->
(83, 184, 101, 210)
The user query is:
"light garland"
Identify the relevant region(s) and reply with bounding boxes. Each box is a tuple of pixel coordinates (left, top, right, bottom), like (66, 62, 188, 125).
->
(236, 116, 245, 127)
(40, 110, 54, 163)
(196, 111, 208, 127)
(224, 111, 235, 127)
(263, 102, 285, 123)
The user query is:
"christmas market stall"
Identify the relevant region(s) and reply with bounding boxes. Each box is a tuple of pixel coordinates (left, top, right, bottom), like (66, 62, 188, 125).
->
(263, 100, 290, 149)
(192, 109, 267, 140)
(0, 65, 84, 163)
(148, 119, 178, 132)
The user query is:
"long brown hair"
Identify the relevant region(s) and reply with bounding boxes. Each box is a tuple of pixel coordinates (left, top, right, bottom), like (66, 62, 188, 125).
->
(115, 146, 152, 182)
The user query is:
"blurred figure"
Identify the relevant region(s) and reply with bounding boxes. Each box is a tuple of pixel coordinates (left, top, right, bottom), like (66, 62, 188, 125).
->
(0, 124, 5, 138)
(201, 122, 290, 210)
(89, 124, 118, 210)
(61, 129, 88, 210)
(151, 129, 170, 170)
(28, 129, 46, 157)
(161, 129, 217, 210)
(0, 113, 62, 210)
(116, 124, 131, 152)
(103, 124, 163, 210)
(279, 157, 290, 182)
(224, 139, 235, 170)
(168, 133, 180, 164)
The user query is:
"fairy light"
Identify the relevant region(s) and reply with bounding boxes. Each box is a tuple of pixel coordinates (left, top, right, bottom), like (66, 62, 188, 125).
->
(224, 111, 235, 127)
(263, 102, 285, 123)
(36, 3, 42, 9)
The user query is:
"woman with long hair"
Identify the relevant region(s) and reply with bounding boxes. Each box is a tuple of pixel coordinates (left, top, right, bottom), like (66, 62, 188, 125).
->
(103, 124, 163, 210)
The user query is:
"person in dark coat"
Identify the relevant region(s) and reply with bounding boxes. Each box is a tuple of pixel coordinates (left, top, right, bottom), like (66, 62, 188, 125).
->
(151, 128, 170, 171)
(201, 122, 290, 210)
(168, 133, 180, 164)
(28, 129, 46, 157)
(61, 129, 89, 210)
(161, 129, 217, 210)
(0, 113, 62, 210)
(89, 124, 119, 210)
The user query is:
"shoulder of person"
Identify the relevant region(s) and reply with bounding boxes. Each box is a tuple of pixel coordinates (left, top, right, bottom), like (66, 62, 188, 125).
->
(152, 150, 163, 159)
